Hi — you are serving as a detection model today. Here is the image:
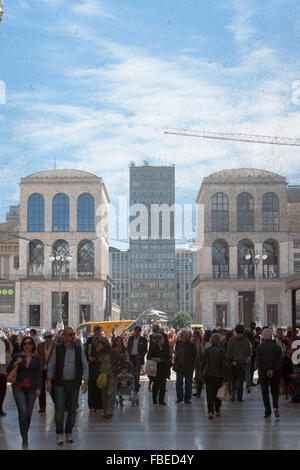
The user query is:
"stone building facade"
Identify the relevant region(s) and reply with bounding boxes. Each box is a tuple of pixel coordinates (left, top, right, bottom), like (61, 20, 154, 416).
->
(0, 169, 114, 328)
(193, 169, 300, 328)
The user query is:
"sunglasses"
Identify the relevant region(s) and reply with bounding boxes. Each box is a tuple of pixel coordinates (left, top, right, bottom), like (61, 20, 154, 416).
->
(65, 333, 75, 337)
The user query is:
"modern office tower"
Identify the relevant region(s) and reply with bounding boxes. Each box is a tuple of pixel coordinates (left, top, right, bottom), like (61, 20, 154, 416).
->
(175, 248, 197, 318)
(129, 164, 176, 319)
(109, 247, 130, 319)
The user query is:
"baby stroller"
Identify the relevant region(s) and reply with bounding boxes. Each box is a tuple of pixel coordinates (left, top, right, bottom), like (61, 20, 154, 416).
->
(115, 360, 139, 407)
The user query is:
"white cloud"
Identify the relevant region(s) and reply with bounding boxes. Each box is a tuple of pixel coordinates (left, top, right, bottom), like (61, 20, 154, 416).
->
(71, 0, 114, 19)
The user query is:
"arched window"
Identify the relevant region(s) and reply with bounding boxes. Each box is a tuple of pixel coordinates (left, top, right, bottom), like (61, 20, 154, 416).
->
(212, 240, 229, 278)
(262, 193, 279, 232)
(77, 240, 94, 277)
(237, 239, 254, 279)
(28, 240, 44, 277)
(211, 193, 229, 232)
(27, 194, 44, 232)
(237, 193, 254, 232)
(77, 193, 95, 232)
(52, 194, 70, 232)
(51, 240, 70, 278)
(263, 239, 279, 279)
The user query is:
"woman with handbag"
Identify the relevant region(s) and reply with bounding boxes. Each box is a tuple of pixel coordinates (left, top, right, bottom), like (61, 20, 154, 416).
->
(94, 336, 123, 420)
(200, 333, 228, 420)
(147, 334, 171, 405)
(7, 336, 42, 449)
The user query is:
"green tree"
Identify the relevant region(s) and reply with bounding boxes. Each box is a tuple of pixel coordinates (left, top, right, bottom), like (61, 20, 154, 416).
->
(172, 312, 193, 330)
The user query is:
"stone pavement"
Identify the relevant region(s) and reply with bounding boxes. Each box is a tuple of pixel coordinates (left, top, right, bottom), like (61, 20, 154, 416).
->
(1, 375, 300, 451)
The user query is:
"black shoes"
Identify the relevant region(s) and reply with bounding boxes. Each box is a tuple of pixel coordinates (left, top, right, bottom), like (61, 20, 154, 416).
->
(159, 402, 167, 406)
(175, 400, 183, 404)
(0, 411, 6, 417)
(184, 400, 192, 405)
(193, 393, 201, 398)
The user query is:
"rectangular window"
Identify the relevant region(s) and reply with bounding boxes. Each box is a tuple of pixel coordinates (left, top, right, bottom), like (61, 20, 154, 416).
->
(293, 240, 300, 249)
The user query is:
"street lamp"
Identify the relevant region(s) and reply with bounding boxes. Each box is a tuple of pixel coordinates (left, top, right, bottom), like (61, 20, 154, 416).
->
(49, 250, 72, 331)
(245, 248, 268, 326)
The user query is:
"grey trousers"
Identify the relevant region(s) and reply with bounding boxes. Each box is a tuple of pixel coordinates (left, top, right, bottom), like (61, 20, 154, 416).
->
(101, 373, 118, 416)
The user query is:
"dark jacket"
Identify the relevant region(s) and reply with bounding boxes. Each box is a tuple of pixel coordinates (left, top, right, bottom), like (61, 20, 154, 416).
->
(7, 353, 42, 389)
(280, 355, 294, 386)
(147, 344, 171, 377)
(201, 345, 228, 378)
(84, 336, 99, 381)
(149, 332, 169, 355)
(54, 343, 83, 386)
(255, 340, 283, 375)
(127, 334, 148, 364)
(226, 335, 251, 363)
(173, 340, 197, 376)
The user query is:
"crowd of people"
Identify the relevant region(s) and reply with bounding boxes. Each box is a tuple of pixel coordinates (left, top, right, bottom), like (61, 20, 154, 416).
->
(0, 322, 299, 449)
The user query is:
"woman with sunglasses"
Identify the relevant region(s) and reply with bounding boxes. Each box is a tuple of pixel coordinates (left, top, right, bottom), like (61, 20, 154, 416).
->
(7, 336, 42, 449)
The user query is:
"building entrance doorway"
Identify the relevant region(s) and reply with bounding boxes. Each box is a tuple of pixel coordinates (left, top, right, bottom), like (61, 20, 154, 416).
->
(238, 291, 255, 327)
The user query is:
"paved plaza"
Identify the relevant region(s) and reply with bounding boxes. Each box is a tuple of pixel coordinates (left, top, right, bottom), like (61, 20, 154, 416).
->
(1, 375, 300, 451)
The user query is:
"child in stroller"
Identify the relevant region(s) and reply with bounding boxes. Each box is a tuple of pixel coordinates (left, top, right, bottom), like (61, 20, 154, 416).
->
(115, 360, 139, 406)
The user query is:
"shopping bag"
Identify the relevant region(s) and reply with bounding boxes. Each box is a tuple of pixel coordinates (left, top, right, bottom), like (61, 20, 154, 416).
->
(217, 382, 230, 401)
(146, 359, 157, 377)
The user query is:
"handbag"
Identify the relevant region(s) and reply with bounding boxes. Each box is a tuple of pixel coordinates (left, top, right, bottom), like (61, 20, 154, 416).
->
(146, 359, 157, 377)
(217, 382, 230, 401)
(96, 354, 110, 389)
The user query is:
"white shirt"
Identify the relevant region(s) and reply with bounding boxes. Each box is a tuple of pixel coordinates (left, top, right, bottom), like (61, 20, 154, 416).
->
(131, 336, 140, 356)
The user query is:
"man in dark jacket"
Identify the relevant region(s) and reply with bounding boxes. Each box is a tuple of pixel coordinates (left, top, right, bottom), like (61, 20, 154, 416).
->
(47, 327, 89, 445)
(173, 330, 197, 404)
(226, 324, 251, 402)
(127, 326, 148, 393)
(255, 328, 283, 421)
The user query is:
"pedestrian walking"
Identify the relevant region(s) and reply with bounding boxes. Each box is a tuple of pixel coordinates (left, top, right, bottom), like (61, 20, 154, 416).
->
(84, 325, 103, 413)
(37, 331, 56, 412)
(30, 329, 42, 345)
(46, 327, 89, 445)
(127, 326, 148, 394)
(255, 328, 283, 422)
(11, 334, 20, 355)
(226, 324, 251, 402)
(147, 334, 171, 405)
(0, 335, 12, 416)
(112, 336, 129, 361)
(173, 330, 196, 404)
(7, 336, 42, 449)
(201, 333, 228, 419)
(94, 336, 124, 419)
(192, 329, 203, 398)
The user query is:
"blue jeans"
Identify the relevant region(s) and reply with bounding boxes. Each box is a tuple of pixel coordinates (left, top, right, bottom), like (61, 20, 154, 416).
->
(176, 366, 193, 402)
(55, 382, 80, 434)
(130, 356, 143, 393)
(12, 386, 37, 445)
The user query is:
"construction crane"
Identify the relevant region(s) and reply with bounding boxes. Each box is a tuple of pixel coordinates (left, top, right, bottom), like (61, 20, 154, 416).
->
(164, 128, 300, 147)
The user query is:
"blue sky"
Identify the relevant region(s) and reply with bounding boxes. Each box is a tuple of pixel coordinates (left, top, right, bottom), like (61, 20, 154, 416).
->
(1, 0, 300, 247)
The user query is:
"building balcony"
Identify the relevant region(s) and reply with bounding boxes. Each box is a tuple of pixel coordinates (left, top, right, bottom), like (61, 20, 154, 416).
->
(0, 272, 113, 284)
(192, 273, 289, 287)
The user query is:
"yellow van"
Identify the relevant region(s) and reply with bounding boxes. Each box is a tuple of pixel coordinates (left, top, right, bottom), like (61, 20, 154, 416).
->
(190, 324, 204, 330)
(77, 320, 134, 338)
